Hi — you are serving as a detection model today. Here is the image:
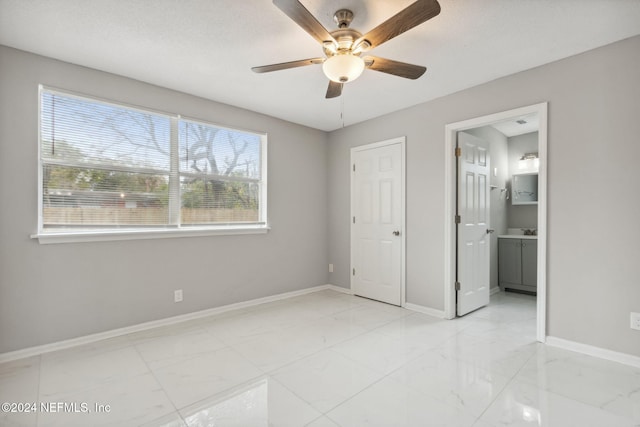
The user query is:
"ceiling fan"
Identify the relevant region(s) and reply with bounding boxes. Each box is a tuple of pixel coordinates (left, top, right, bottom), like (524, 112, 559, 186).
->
(252, 0, 441, 99)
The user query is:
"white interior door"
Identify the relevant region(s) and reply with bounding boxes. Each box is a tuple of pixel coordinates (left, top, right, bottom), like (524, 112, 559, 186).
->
(351, 139, 404, 306)
(457, 132, 490, 316)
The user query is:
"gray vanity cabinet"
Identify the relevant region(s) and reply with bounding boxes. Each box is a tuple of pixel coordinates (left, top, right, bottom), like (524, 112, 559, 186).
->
(521, 240, 537, 288)
(498, 239, 522, 284)
(498, 238, 537, 294)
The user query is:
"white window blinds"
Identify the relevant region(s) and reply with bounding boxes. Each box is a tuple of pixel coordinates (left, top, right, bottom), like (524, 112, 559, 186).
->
(178, 119, 263, 225)
(39, 88, 266, 234)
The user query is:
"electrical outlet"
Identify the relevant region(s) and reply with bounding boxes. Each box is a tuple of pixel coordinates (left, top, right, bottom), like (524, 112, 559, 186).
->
(631, 312, 640, 331)
(174, 289, 183, 303)
(329, 263, 334, 273)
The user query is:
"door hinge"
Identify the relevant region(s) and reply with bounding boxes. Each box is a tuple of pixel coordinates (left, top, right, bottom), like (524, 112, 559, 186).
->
(455, 147, 461, 157)
(353, 216, 356, 224)
(455, 281, 461, 291)
(353, 164, 356, 172)
(352, 268, 356, 276)
(455, 214, 461, 224)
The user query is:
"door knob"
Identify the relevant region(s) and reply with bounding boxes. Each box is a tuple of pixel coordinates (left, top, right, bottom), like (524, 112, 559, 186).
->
(486, 229, 495, 234)
(393, 230, 401, 236)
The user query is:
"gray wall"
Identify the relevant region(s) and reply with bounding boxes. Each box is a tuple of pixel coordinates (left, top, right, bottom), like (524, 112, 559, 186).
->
(0, 46, 329, 354)
(3, 35, 640, 359)
(507, 132, 539, 229)
(327, 36, 640, 357)
(466, 127, 509, 291)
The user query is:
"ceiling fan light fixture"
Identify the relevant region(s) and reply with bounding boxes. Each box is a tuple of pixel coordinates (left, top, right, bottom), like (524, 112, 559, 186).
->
(322, 54, 365, 83)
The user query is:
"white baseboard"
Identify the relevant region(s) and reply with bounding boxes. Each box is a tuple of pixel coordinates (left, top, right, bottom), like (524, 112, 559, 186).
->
(0, 284, 335, 364)
(403, 302, 445, 319)
(546, 336, 640, 369)
(490, 287, 501, 295)
(326, 284, 354, 295)
(325, 283, 444, 318)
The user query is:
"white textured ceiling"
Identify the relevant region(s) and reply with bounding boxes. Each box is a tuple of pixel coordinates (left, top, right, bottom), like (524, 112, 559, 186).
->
(491, 114, 540, 138)
(1, 1, 640, 131)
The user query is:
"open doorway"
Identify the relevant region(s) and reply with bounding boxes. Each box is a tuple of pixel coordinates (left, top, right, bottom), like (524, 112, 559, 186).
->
(444, 103, 548, 343)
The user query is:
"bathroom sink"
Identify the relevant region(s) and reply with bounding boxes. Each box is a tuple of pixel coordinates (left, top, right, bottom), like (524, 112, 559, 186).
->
(498, 228, 538, 239)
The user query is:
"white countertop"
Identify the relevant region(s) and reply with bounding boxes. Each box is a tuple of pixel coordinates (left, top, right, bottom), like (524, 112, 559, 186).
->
(498, 235, 538, 240)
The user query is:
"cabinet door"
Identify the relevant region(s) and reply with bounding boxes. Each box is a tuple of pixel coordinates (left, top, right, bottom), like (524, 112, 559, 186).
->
(498, 239, 522, 285)
(522, 240, 538, 288)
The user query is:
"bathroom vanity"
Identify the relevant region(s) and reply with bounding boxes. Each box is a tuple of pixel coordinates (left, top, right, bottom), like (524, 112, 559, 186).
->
(498, 235, 537, 294)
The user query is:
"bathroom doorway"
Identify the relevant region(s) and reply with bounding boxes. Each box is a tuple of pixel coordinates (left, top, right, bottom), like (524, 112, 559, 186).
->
(444, 103, 548, 343)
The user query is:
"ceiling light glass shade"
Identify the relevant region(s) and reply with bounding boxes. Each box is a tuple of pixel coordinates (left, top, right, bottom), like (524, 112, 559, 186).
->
(323, 54, 365, 83)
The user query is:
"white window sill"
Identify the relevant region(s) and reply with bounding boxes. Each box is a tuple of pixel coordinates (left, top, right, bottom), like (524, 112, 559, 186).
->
(31, 225, 270, 244)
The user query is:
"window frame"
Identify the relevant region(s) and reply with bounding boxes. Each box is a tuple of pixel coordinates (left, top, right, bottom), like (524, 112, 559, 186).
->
(34, 86, 269, 244)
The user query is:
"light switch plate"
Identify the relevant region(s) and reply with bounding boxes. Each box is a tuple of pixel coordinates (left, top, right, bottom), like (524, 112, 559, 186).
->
(631, 312, 640, 331)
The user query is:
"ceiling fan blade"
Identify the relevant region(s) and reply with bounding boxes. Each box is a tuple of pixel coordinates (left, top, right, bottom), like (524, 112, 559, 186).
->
(363, 56, 427, 79)
(273, 0, 337, 45)
(252, 57, 324, 73)
(355, 0, 440, 51)
(325, 81, 343, 99)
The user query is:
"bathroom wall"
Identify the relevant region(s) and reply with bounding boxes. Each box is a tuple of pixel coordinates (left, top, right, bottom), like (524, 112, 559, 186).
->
(466, 127, 509, 291)
(507, 132, 539, 230)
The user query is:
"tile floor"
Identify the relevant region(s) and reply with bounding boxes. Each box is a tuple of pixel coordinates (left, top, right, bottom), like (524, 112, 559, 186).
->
(1, 290, 639, 426)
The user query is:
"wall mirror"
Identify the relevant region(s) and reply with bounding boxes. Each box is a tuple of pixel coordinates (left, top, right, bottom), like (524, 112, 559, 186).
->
(512, 173, 538, 205)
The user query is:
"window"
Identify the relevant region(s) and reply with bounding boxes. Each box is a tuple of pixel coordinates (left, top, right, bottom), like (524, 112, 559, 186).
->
(37, 87, 267, 242)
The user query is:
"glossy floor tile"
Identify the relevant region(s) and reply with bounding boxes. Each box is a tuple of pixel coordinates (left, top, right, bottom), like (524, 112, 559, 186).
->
(326, 375, 478, 427)
(271, 349, 384, 413)
(179, 377, 320, 427)
(1, 289, 638, 426)
(478, 379, 635, 427)
(388, 350, 512, 417)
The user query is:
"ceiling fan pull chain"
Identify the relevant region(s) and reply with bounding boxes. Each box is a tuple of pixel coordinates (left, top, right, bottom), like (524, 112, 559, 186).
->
(341, 95, 345, 128)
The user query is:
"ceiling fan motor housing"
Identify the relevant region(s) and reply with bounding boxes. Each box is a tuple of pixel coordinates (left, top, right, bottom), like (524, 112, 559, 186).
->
(324, 29, 363, 55)
(333, 9, 354, 28)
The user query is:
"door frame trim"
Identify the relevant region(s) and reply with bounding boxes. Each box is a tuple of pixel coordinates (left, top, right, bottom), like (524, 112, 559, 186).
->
(350, 136, 406, 306)
(443, 103, 548, 343)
